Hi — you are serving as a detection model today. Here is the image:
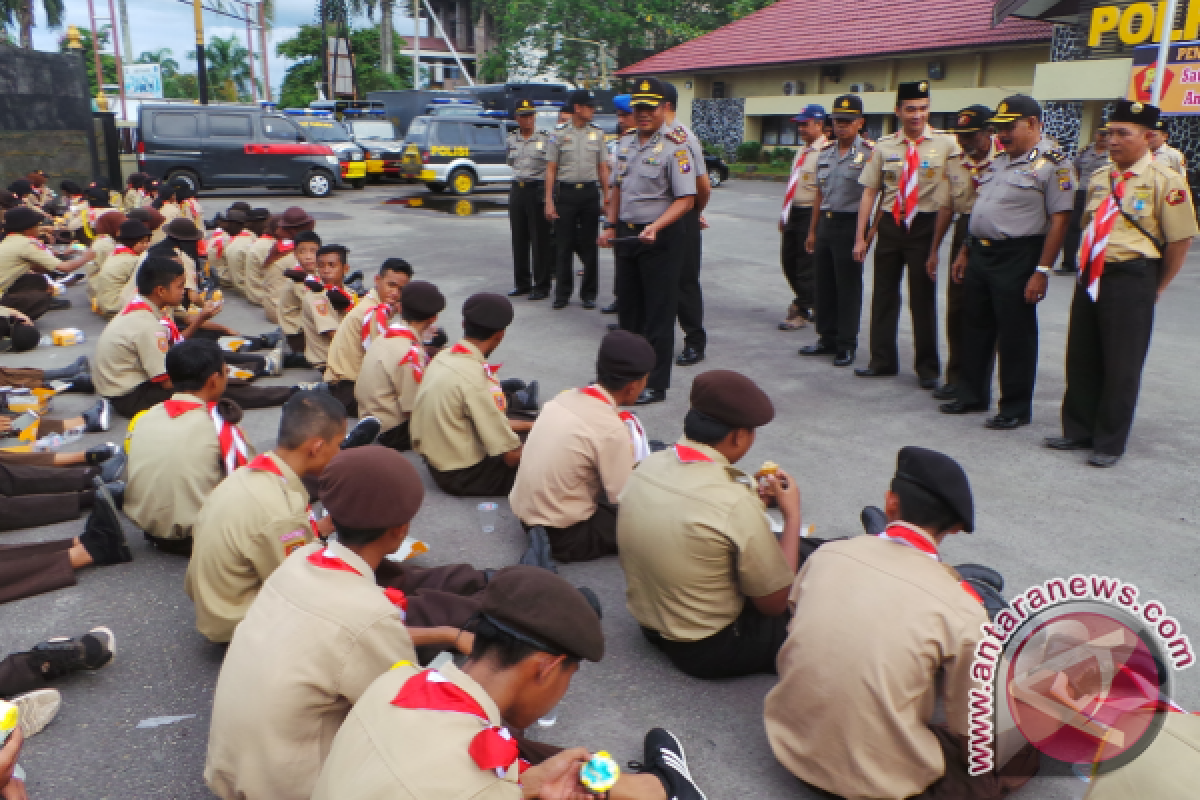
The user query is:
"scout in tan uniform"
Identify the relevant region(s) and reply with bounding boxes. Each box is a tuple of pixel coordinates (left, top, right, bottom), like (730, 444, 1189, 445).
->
(411, 292, 534, 496)
(855, 80, 958, 387)
(92, 218, 152, 316)
(261, 206, 315, 324)
(506, 98, 555, 299)
(85, 211, 123, 301)
(1084, 710, 1200, 799)
(0, 207, 92, 319)
(617, 369, 802, 680)
(277, 230, 321, 358)
(125, 339, 252, 553)
(1149, 121, 1186, 176)
(205, 208, 245, 288)
(764, 447, 1039, 800)
(122, 173, 146, 211)
(243, 215, 278, 307)
(302, 244, 355, 371)
(0, 304, 39, 352)
(185, 390, 346, 642)
(314, 566, 708, 800)
(778, 103, 829, 330)
(356, 280, 445, 452)
(204, 447, 475, 800)
(324, 258, 413, 415)
(224, 209, 262, 295)
(510, 330, 656, 563)
(1048, 100, 1198, 467)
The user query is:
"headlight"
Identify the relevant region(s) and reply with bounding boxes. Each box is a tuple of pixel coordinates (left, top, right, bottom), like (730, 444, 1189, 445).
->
(326, 155, 339, 165)
(351, 152, 364, 161)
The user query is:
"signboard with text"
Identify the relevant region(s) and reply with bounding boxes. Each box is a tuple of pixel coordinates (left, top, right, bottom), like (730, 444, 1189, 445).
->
(123, 64, 163, 98)
(1128, 41, 1200, 114)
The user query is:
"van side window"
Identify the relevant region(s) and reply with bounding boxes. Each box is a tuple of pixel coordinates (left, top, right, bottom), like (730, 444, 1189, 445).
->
(263, 116, 301, 140)
(434, 122, 464, 146)
(210, 114, 253, 137)
(154, 113, 198, 138)
(468, 124, 503, 146)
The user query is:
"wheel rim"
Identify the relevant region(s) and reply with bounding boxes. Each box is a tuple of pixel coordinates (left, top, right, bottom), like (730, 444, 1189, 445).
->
(454, 173, 472, 193)
(709, 170, 720, 185)
(310, 174, 330, 194)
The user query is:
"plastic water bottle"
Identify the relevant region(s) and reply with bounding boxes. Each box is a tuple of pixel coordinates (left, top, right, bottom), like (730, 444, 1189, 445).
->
(537, 704, 558, 727)
(477, 502, 498, 534)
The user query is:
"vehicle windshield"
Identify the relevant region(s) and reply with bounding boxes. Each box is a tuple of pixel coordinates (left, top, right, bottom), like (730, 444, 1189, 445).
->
(348, 120, 396, 139)
(406, 117, 428, 143)
(291, 117, 351, 141)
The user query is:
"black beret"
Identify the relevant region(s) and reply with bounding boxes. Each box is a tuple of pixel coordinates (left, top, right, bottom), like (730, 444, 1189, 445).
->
(4, 207, 45, 232)
(247, 207, 270, 221)
(229, 201, 252, 212)
(60, 180, 82, 194)
(84, 187, 110, 206)
(894, 446, 975, 533)
(1110, 98, 1161, 130)
(597, 330, 655, 379)
(319, 446, 425, 530)
(7, 180, 33, 196)
(896, 80, 930, 101)
(224, 208, 248, 223)
(481, 566, 605, 662)
(566, 89, 595, 109)
(690, 369, 775, 428)
(401, 280, 445, 318)
(462, 292, 514, 330)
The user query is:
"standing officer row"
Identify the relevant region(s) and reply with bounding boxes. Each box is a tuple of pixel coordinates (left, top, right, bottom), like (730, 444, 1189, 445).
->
(505, 98, 554, 301)
(778, 105, 829, 331)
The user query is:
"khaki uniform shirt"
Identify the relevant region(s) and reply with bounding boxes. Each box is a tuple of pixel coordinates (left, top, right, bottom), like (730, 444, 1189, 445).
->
(1073, 145, 1111, 187)
(942, 140, 1000, 216)
(859, 126, 957, 213)
(815, 136, 870, 213)
(763, 524, 987, 800)
(1083, 151, 1198, 262)
(411, 340, 521, 471)
(789, 135, 830, 208)
(324, 289, 383, 383)
(546, 122, 606, 183)
(302, 286, 347, 369)
(117, 247, 197, 309)
(122, 188, 143, 211)
(262, 250, 297, 325)
(617, 439, 794, 641)
(354, 324, 428, 432)
(87, 234, 115, 297)
(311, 663, 522, 800)
(613, 125, 699, 225)
(184, 451, 313, 643)
(506, 129, 552, 181)
(204, 540, 416, 800)
(125, 393, 228, 540)
(510, 387, 634, 529)
(0, 234, 59, 294)
(93, 250, 141, 316)
(1153, 143, 1186, 176)
(244, 235, 276, 306)
(93, 298, 171, 397)
(224, 231, 257, 292)
(1084, 711, 1200, 799)
(277, 272, 309, 337)
(159, 203, 182, 224)
(969, 138, 1077, 239)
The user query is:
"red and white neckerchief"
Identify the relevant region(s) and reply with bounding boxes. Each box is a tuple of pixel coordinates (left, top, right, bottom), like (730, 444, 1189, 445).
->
(306, 545, 408, 618)
(208, 230, 229, 259)
(877, 523, 984, 605)
(1078, 170, 1135, 302)
(112, 245, 135, 257)
(451, 343, 505, 409)
(780, 135, 827, 225)
(390, 669, 530, 778)
(121, 295, 183, 345)
(324, 283, 356, 308)
(674, 443, 714, 464)
(162, 399, 250, 475)
(182, 197, 201, 219)
(893, 135, 927, 229)
(361, 301, 390, 349)
(234, 230, 255, 239)
(580, 385, 650, 462)
(246, 453, 321, 539)
(962, 146, 994, 189)
(385, 323, 427, 383)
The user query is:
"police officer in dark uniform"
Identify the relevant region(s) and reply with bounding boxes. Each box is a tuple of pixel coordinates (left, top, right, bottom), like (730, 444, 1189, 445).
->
(545, 89, 610, 310)
(801, 94, 870, 366)
(506, 99, 554, 300)
(599, 77, 697, 405)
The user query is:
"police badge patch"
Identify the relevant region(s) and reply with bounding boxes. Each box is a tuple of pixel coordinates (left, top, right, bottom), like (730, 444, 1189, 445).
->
(675, 149, 692, 173)
(1166, 188, 1186, 205)
(665, 126, 688, 145)
(1056, 168, 1073, 191)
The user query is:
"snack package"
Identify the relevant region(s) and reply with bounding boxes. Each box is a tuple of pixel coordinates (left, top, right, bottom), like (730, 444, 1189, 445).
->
(51, 328, 85, 346)
(580, 751, 620, 793)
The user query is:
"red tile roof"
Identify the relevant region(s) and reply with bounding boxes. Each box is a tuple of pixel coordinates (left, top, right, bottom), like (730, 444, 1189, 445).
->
(402, 35, 473, 54)
(616, 0, 1052, 76)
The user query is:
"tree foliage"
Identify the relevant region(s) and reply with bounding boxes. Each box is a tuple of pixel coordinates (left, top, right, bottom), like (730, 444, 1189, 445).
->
(189, 34, 260, 102)
(2, 0, 64, 48)
(136, 47, 199, 100)
(276, 23, 413, 108)
(58, 26, 116, 98)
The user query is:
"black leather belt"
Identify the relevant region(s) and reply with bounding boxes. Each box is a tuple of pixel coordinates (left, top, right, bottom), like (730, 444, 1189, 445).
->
(972, 234, 1043, 248)
(514, 179, 544, 188)
(823, 211, 857, 219)
(559, 181, 598, 189)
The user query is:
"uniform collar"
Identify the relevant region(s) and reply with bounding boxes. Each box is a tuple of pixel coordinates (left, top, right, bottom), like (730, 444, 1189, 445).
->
(885, 520, 940, 553)
(452, 339, 485, 363)
(325, 539, 373, 578)
(363, 288, 381, 305)
(1008, 138, 1057, 166)
(803, 134, 828, 151)
(1122, 151, 1155, 178)
(172, 391, 205, 406)
(674, 437, 730, 466)
(438, 662, 505, 728)
(264, 450, 307, 497)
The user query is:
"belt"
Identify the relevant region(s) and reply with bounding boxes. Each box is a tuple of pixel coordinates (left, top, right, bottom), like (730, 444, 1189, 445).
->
(619, 221, 648, 232)
(972, 234, 1044, 248)
(822, 211, 857, 220)
(560, 181, 598, 189)
(514, 179, 544, 188)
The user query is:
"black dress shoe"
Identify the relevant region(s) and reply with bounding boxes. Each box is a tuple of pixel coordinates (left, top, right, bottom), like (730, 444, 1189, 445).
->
(798, 343, 837, 356)
(507, 288, 530, 297)
(1088, 452, 1121, 468)
(860, 505, 887, 536)
(675, 347, 704, 366)
(939, 400, 988, 415)
(528, 290, 548, 300)
(551, 299, 568, 309)
(1044, 436, 1093, 451)
(342, 416, 382, 448)
(635, 388, 666, 405)
(600, 302, 618, 314)
(955, 564, 1004, 592)
(919, 378, 938, 390)
(833, 350, 855, 367)
(932, 383, 957, 400)
(606, 323, 619, 331)
(582, 300, 597, 310)
(854, 367, 897, 377)
(984, 414, 1030, 430)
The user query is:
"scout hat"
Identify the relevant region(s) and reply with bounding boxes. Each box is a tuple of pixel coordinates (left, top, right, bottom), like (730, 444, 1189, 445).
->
(597, 330, 656, 379)
(513, 98, 537, 116)
(401, 280, 445, 318)
(631, 77, 667, 108)
(224, 208, 248, 223)
(1111, 98, 1161, 129)
(60, 180, 82, 195)
(127, 207, 166, 231)
(319, 446, 425, 530)
(279, 206, 314, 229)
(613, 94, 633, 113)
(84, 187, 110, 206)
(163, 217, 203, 241)
(690, 369, 775, 429)
(946, 105, 994, 133)
(830, 96, 863, 120)
(989, 94, 1042, 123)
(792, 103, 828, 122)
(463, 292, 514, 330)
(896, 81, 930, 101)
(480, 566, 605, 662)
(117, 218, 152, 240)
(247, 207, 270, 221)
(4, 206, 45, 232)
(893, 446, 975, 533)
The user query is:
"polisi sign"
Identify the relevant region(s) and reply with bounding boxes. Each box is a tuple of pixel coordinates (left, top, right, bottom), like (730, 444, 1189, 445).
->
(1089, 1, 1200, 46)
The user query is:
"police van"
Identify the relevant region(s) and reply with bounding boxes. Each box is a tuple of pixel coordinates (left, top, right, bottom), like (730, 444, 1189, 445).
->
(310, 101, 407, 183)
(283, 108, 368, 189)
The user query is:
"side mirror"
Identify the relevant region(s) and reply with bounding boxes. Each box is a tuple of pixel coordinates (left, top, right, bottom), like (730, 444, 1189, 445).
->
(296, 134, 306, 142)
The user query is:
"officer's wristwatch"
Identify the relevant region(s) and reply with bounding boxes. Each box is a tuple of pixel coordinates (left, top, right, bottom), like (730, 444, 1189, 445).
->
(1035, 266, 1053, 275)
(604, 223, 617, 230)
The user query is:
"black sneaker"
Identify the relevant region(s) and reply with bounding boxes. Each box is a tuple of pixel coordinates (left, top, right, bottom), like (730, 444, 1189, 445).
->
(85, 442, 120, 466)
(79, 480, 132, 566)
(342, 416, 382, 449)
(28, 637, 87, 679)
(63, 373, 94, 394)
(282, 353, 311, 369)
(629, 728, 707, 800)
(99, 450, 127, 483)
(519, 526, 558, 573)
(82, 398, 111, 432)
(80, 626, 117, 669)
(860, 505, 887, 536)
(513, 380, 539, 411)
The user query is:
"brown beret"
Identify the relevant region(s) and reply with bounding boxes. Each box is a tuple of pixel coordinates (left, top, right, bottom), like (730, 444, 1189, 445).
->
(4, 207, 45, 232)
(127, 207, 165, 231)
(690, 369, 775, 428)
(597, 330, 656, 379)
(116, 218, 152, 239)
(318, 446, 425, 530)
(401, 280, 445, 318)
(462, 292, 514, 330)
(481, 566, 604, 662)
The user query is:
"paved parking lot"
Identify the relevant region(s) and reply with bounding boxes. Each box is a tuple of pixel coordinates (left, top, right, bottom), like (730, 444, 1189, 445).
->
(3, 179, 1198, 799)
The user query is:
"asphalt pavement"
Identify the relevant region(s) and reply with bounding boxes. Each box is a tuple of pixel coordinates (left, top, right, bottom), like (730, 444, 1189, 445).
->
(3, 179, 1198, 799)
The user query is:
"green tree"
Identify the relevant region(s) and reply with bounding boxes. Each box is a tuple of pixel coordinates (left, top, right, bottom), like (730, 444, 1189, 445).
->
(276, 23, 413, 108)
(1, 0, 64, 49)
(137, 47, 199, 100)
(58, 25, 116, 98)
(190, 34, 259, 102)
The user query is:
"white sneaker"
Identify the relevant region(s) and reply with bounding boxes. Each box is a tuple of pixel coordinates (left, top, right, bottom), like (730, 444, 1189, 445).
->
(264, 344, 284, 376)
(12, 688, 62, 738)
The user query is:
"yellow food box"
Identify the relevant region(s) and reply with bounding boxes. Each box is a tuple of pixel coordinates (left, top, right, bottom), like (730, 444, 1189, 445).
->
(51, 328, 85, 346)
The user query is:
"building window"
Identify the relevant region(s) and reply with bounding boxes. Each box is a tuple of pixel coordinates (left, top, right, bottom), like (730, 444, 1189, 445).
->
(712, 81, 725, 99)
(760, 116, 798, 146)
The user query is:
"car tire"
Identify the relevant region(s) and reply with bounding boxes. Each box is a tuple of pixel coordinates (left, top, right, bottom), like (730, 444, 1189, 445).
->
(351, 178, 366, 190)
(448, 168, 476, 196)
(303, 170, 335, 198)
(708, 168, 723, 188)
(166, 169, 200, 193)
(427, 182, 447, 193)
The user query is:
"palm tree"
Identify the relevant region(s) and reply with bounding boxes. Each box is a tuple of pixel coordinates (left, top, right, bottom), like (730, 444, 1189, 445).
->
(189, 34, 258, 101)
(137, 47, 181, 79)
(0, 0, 64, 48)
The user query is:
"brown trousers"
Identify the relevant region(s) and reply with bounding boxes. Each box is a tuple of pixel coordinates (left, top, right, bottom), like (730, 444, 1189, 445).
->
(0, 539, 75, 607)
(0, 366, 45, 389)
(328, 380, 358, 417)
(1, 273, 56, 319)
(0, 461, 92, 530)
(377, 420, 412, 452)
(541, 500, 617, 563)
(868, 213, 941, 380)
(108, 379, 295, 418)
(426, 455, 519, 497)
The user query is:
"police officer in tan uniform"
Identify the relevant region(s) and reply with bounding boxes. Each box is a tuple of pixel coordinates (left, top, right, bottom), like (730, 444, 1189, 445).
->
(1047, 100, 1198, 467)
(618, 370, 802, 680)
(779, 104, 829, 331)
(764, 447, 1039, 800)
(185, 390, 346, 643)
(0, 207, 92, 319)
(855, 81, 957, 388)
(507, 98, 555, 300)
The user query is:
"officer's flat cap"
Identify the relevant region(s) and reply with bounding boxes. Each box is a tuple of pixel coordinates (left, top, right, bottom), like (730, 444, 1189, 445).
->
(513, 98, 537, 116)
(247, 207, 271, 221)
(481, 566, 605, 662)
(1111, 98, 1161, 130)
(462, 292, 514, 330)
(690, 369, 775, 429)
(946, 105, 994, 133)
(631, 77, 667, 108)
(279, 206, 314, 228)
(990, 94, 1042, 123)
(597, 330, 655, 380)
(117, 218, 152, 240)
(830, 96, 863, 119)
(896, 81, 930, 101)
(4, 207, 45, 232)
(894, 446, 975, 533)
(567, 89, 596, 108)
(319, 446, 425, 530)
(164, 217, 203, 241)
(127, 207, 166, 230)
(401, 280, 445, 318)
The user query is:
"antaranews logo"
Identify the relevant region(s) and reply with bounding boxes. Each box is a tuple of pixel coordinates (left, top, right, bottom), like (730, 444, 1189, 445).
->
(967, 574, 1193, 777)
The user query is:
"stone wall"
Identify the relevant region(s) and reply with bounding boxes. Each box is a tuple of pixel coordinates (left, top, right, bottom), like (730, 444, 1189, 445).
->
(691, 97, 745, 159)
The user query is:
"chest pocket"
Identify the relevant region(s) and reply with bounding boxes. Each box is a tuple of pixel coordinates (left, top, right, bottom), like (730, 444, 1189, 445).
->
(882, 164, 901, 186)
(1121, 184, 1156, 218)
(1006, 171, 1042, 192)
(816, 162, 833, 190)
(948, 173, 968, 198)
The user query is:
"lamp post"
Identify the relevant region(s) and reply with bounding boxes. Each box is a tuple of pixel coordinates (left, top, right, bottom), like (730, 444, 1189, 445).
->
(1152, 0, 1179, 105)
(194, 0, 209, 104)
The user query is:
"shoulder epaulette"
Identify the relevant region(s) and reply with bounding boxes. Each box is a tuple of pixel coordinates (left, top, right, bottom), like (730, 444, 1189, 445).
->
(879, 132, 900, 142)
(1044, 150, 1067, 164)
(664, 126, 688, 145)
(860, 139, 875, 150)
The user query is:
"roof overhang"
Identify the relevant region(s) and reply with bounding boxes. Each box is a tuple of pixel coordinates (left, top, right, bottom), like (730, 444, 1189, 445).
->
(994, 0, 1082, 26)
